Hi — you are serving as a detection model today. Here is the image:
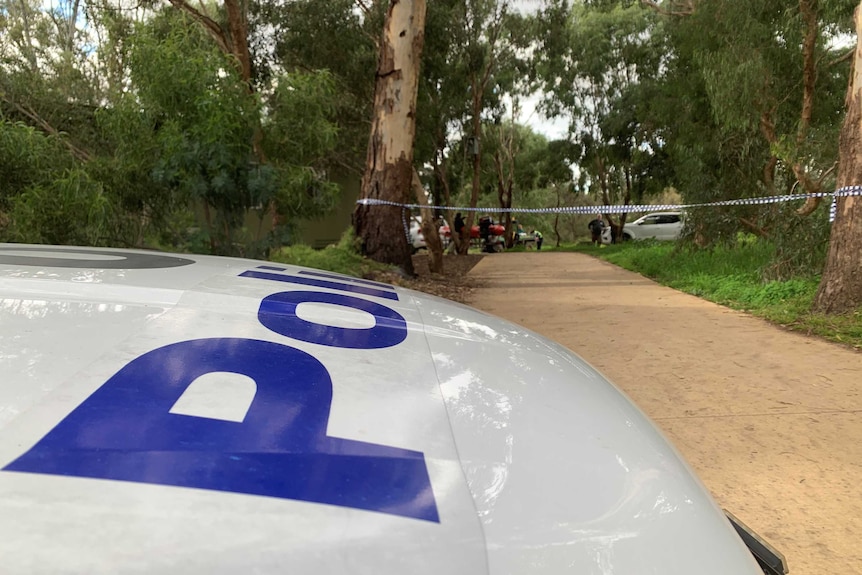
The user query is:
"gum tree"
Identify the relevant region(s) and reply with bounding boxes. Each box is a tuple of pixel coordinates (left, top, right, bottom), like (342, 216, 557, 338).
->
(814, 2, 862, 314)
(353, 0, 427, 273)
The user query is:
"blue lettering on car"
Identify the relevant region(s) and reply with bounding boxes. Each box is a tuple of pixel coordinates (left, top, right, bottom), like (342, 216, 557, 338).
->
(259, 291, 407, 349)
(2, 270, 439, 522)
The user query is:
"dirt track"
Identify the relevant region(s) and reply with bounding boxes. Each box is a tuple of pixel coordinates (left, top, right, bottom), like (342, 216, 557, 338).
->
(467, 251, 862, 575)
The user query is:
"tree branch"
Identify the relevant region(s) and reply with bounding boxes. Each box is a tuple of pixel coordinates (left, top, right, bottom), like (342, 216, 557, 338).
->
(830, 48, 855, 68)
(479, 5, 506, 93)
(797, 0, 817, 148)
(354, 0, 372, 15)
(351, 0, 381, 51)
(7, 100, 92, 162)
(163, 0, 231, 56)
(16, 0, 40, 70)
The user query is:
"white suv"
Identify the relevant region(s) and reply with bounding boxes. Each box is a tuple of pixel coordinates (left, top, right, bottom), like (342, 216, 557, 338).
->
(621, 212, 684, 241)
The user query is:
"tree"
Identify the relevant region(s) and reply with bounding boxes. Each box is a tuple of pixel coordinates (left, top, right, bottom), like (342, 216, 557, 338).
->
(414, 0, 472, 259)
(0, 0, 105, 161)
(813, 2, 862, 314)
(0, 120, 103, 245)
(264, 0, 382, 174)
(1, 1, 343, 254)
(120, 9, 342, 255)
(353, 0, 427, 273)
(460, 0, 514, 253)
(536, 0, 665, 240)
(644, 0, 853, 247)
(164, 0, 254, 88)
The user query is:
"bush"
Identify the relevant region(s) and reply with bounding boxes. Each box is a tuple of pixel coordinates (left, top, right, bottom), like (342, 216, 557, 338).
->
(269, 228, 391, 277)
(7, 169, 110, 246)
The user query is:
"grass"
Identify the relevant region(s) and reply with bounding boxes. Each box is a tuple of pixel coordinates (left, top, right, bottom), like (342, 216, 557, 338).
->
(552, 239, 862, 349)
(269, 230, 393, 277)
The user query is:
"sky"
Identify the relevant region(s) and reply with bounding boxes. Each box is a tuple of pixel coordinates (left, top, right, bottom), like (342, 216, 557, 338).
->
(518, 92, 569, 141)
(510, 0, 570, 141)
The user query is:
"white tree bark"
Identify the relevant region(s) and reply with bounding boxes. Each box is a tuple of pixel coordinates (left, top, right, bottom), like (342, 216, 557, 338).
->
(354, 0, 427, 273)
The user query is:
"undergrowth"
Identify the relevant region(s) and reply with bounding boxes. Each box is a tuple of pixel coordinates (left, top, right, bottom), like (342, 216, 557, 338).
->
(269, 229, 392, 277)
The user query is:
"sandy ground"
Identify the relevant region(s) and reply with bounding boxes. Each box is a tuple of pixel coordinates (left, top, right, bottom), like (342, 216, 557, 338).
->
(467, 251, 862, 575)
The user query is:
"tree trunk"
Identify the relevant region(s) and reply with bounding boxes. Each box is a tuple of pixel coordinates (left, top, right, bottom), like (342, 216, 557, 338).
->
(433, 149, 463, 254)
(412, 169, 443, 273)
(353, 0, 426, 274)
(461, 116, 482, 255)
(553, 184, 562, 247)
(795, 0, 823, 216)
(813, 3, 862, 314)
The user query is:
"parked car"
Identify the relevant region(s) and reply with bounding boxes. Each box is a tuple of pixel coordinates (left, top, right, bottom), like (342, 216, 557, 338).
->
(409, 217, 426, 252)
(0, 244, 782, 575)
(601, 225, 613, 245)
(621, 211, 684, 241)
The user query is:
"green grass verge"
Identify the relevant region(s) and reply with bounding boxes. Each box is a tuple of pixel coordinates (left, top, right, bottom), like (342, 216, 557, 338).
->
(552, 240, 862, 349)
(269, 230, 393, 277)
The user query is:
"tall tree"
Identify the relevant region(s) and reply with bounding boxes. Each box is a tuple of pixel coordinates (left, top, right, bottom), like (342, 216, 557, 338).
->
(460, 0, 513, 253)
(814, 2, 862, 314)
(644, 0, 853, 246)
(537, 0, 665, 239)
(414, 0, 472, 257)
(353, 0, 427, 273)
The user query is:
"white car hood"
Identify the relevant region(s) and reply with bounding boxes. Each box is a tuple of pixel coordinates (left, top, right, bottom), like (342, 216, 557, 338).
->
(0, 245, 760, 574)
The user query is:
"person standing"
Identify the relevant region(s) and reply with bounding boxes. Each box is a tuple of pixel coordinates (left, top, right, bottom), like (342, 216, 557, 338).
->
(588, 218, 605, 246)
(534, 229, 543, 250)
(454, 213, 465, 235)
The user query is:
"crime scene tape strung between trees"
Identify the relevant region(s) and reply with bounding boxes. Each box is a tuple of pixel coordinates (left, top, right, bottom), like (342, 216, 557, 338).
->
(359, 185, 862, 221)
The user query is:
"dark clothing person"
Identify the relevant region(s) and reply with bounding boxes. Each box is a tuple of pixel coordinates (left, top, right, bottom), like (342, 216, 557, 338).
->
(478, 216, 491, 240)
(588, 218, 605, 245)
(478, 217, 491, 252)
(534, 230, 543, 250)
(454, 213, 465, 235)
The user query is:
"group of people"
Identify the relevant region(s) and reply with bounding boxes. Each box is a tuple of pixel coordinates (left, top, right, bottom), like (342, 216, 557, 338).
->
(452, 213, 543, 251)
(449, 213, 609, 248)
(512, 220, 543, 250)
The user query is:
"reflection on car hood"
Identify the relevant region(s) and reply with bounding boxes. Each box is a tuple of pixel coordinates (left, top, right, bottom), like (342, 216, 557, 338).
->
(0, 244, 760, 574)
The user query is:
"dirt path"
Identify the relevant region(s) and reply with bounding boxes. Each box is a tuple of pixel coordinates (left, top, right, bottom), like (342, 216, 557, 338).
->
(467, 252, 862, 575)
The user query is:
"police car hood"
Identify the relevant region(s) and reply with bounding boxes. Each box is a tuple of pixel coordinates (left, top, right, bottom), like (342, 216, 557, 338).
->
(0, 245, 760, 575)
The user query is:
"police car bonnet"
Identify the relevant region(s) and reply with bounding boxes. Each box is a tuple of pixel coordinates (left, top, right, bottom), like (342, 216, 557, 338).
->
(0, 245, 763, 575)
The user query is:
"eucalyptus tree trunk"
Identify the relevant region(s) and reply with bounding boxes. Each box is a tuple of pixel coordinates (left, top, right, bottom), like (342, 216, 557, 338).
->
(353, 0, 427, 274)
(412, 169, 443, 273)
(813, 2, 862, 314)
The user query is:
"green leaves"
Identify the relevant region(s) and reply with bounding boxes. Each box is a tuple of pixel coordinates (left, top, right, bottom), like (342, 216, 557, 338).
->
(264, 71, 339, 167)
(1, 1, 350, 257)
(8, 169, 109, 246)
(0, 119, 74, 210)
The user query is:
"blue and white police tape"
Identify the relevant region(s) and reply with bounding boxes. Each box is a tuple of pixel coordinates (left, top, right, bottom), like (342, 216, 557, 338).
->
(358, 185, 862, 218)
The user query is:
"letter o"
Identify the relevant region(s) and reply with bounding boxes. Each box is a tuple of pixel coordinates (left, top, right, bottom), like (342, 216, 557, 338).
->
(258, 291, 407, 349)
